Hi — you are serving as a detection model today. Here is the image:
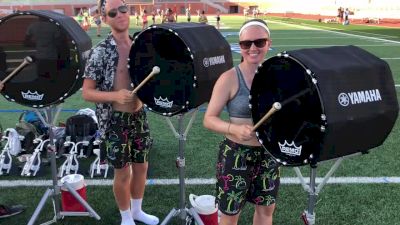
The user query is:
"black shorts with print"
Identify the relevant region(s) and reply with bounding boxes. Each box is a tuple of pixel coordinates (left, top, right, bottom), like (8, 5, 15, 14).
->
(102, 108, 152, 169)
(215, 138, 280, 215)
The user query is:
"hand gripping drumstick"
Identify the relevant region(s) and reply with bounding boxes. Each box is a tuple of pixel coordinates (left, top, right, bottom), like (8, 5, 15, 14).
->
(252, 88, 312, 131)
(0, 56, 34, 85)
(252, 102, 282, 131)
(130, 66, 161, 95)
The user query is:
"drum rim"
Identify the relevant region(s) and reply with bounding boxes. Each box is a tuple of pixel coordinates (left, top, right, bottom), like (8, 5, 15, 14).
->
(0, 10, 87, 108)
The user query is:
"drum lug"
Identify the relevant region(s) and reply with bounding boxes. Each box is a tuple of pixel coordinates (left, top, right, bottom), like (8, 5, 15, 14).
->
(320, 125, 326, 132)
(320, 114, 326, 121)
(311, 78, 317, 84)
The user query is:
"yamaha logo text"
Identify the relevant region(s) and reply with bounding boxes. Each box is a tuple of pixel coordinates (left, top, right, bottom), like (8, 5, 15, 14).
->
(203, 55, 226, 67)
(338, 89, 382, 107)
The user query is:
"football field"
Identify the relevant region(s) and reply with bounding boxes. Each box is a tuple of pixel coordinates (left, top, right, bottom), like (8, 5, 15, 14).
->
(0, 15, 400, 225)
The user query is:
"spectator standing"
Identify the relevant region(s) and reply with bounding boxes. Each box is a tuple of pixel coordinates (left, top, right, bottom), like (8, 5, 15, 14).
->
(198, 10, 208, 24)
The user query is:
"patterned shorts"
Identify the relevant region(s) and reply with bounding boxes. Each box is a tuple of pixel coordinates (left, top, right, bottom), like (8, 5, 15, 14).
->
(215, 138, 280, 215)
(102, 108, 152, 169)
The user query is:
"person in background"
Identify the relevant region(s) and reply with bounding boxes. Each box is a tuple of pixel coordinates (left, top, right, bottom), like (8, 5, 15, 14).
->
(151, 10, 156, 24)
(163, 8, 176, 23)
(82, 0, 159, 224)
(198, 10, 208, 24)
(216, 9, 221, 29)
(203, 19, 280, 225)
(142, 10, 148, 30)
(186, 7, 191, 22)
(93, 9, 102, 37)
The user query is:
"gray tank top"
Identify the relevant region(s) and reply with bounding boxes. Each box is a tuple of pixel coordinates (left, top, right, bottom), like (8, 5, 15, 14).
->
(226, 66, 252, 118)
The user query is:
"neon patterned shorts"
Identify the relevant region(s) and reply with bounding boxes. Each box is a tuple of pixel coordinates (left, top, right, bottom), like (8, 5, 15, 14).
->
(215, 138, 280, 215)
(102, 108, 152, 169)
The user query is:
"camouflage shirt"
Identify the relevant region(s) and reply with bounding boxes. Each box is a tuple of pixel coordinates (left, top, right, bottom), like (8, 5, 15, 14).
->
(83, 33, 131, 137)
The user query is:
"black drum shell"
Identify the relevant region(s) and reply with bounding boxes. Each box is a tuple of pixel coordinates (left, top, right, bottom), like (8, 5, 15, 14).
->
(129, 22, 233, 116)
(0, 10, 91, 108)
(250, 45, 399, 166)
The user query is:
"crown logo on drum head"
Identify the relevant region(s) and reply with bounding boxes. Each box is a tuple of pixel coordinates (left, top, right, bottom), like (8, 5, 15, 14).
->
(278, 140, 302, 157)
(21, 90, 44, 101)
(154, 96, 173, 108)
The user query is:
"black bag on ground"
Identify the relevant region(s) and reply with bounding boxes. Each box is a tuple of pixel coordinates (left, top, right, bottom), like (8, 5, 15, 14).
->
(62, 114, 98, 157)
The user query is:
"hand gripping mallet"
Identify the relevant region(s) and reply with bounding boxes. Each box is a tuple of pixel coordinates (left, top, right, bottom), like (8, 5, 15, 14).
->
(0, 56, 34, 85)
(130, 66, 160, 95)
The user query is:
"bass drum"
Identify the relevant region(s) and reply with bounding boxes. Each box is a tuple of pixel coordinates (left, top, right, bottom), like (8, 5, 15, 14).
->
(0, 10, 92, 108)
(129, 23, 233, 116)
(250, 46, 398, 166)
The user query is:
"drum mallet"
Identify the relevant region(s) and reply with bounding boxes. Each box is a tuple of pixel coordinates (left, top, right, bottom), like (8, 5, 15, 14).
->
(0, 56, 34, 85)
(252, 88, 312, 131)
(130, 66, 160, 95)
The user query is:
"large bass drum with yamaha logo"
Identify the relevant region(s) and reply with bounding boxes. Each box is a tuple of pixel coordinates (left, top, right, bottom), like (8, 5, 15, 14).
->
(0, 10, 91, 108)
(129, 23, 233, 116)
(250, 45, 399, 166)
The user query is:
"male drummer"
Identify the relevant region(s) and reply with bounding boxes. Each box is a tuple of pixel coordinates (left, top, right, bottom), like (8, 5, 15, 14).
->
(204, 19, 280, 225)
(82, 0, 158, 225)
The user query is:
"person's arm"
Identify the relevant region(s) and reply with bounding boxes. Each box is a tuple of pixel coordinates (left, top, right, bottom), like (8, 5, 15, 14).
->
(203, 70, 232, 135)
(82, 48, 134, 104)
(82, 79, 133, 104)
(0, 83, 4, 91)
(203, 68, 255, 141)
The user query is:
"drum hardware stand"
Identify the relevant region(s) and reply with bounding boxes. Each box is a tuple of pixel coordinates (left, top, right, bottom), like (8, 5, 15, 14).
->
(295, 152, 363, 225)
(0, 130, 14, 175)
(58, 139, 88, 178)
(21, 138, 50, 177)
(28, 104, 100, 225)
(160, 108, 204, 225)
(89, 139, 109, 178)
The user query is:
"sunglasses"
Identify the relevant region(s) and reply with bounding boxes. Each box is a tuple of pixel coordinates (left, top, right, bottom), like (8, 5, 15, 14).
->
(107, 5, 128, 18)
(239, 38, 269, 49)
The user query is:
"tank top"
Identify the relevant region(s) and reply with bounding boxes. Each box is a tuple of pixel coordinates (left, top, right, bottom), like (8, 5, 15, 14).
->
(226, 66, 252, 118)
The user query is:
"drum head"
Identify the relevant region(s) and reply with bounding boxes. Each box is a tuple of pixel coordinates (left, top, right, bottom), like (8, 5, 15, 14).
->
(130, 26, 194, 116)
(250, 56, 323, 166)
(129, 23, 233, 116)
(0, 11, 91, 108)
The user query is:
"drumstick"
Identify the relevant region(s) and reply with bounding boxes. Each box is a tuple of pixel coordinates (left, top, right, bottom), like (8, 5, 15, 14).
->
(252, 88, 312, 131)
(130, 66, 160, 95)
(252, 102, 281, 131)
(0, 56, 34, 85)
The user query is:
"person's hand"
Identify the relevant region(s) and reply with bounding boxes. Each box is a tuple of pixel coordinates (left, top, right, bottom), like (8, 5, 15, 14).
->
(114, 89, 134, 104)
(229, 124, 255, 141)
(0, 82, 4, 92)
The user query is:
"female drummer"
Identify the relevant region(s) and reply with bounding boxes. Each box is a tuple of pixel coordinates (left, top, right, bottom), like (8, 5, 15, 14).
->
(203, 19, 280, 225)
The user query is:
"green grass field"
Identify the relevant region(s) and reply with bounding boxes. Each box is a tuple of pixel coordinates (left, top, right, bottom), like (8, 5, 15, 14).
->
(0, 15, 400, 225)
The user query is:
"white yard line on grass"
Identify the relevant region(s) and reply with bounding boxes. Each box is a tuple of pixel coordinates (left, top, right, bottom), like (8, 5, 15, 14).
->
(2, 177, 400, 187)
(381, 58, 400, 60)
(268, 20, 400, 45)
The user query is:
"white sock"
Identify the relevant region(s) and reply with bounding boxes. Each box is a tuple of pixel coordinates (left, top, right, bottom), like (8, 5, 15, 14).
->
(120, 209, 135, 225)
(131, 199, 159, 225)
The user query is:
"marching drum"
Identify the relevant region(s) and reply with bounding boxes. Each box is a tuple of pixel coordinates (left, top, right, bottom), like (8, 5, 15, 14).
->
(250, 45, 399, 166)
(129, 23, 233, 116)
(0, 11, 92, 108)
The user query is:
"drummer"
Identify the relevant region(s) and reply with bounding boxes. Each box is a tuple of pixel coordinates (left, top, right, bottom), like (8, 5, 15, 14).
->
(203, 19, 280, 225)
(82, 0, 158, 225)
